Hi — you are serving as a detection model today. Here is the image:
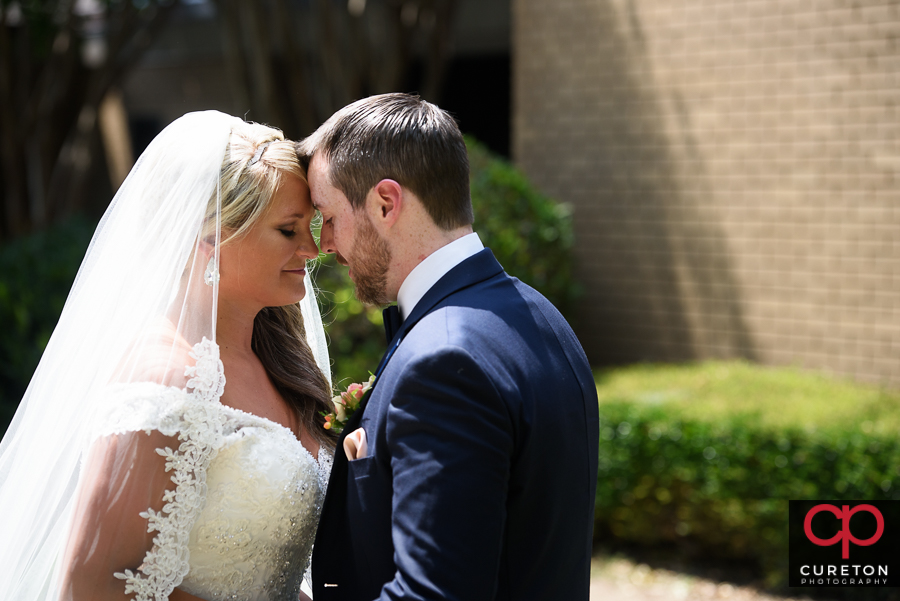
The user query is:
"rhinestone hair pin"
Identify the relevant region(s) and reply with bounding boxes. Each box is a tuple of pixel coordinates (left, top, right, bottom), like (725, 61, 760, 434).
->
(249, 141, 276, 166)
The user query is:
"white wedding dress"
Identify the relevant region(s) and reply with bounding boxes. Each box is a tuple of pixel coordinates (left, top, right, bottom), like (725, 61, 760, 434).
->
(0, 112, 336, 601)
(91, 340, 331, 601)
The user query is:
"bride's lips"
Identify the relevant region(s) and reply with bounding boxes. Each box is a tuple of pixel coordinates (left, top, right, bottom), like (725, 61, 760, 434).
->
(284, 268, 306, 276)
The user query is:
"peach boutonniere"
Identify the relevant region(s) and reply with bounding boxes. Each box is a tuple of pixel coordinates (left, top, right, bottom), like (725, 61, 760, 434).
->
(323, 374, 376, 434)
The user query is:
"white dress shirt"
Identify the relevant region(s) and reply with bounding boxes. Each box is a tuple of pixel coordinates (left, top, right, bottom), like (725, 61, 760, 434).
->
(396, 232, 484, 320)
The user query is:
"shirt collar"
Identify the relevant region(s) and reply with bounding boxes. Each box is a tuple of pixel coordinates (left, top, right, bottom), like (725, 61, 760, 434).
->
(396, 232, 484, 320)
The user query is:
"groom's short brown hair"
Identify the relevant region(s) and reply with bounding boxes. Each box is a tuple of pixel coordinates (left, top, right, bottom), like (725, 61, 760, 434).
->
(296, 93, 473, 231)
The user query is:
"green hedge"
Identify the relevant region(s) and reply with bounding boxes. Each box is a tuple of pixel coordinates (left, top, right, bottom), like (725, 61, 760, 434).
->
(0, 217, 95, 430)
(594, 362, 900, 596)
(466, 136, 577, 316)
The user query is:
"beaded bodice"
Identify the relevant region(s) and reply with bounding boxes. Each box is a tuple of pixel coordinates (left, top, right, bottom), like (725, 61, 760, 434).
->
(179, 405, 331, 601)
(91, 340, 331, 601)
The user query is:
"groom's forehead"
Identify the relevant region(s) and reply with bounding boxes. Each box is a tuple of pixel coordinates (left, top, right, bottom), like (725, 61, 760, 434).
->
(307, 155, 331, 203)
(308, 155, 353, 209)
(309, 152, 330, 179)
(308, 183, 342, 216)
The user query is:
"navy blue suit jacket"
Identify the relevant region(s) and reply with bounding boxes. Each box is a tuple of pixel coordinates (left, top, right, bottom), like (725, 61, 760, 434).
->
(312, 248, 599, 601)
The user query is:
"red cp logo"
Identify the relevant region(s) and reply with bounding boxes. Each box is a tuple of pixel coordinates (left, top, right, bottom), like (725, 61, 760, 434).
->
(804, 504, 884, 559)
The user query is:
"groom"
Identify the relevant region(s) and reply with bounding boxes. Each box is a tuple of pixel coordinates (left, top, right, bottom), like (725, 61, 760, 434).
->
(298, 93, 599, 601)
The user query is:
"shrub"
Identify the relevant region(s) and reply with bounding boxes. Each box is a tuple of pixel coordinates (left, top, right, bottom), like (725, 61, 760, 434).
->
(594, 361, 900, 595)
(0, 217, 95, 432)
(466, 136, 578, 316)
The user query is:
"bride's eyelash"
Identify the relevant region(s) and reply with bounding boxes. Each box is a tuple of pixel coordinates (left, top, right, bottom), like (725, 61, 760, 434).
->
(279, 229, 296, 238)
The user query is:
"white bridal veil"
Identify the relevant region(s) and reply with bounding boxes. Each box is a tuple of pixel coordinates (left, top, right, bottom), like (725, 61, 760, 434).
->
(0, 111, 330, 599)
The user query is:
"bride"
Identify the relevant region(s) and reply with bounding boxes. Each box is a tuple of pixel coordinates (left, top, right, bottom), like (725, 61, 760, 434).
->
(0, 111, 335, 600)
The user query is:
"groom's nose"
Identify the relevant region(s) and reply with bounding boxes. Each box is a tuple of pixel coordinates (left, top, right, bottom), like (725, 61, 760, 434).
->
(319, 221, 348, 265)
(319, 221, 336, 255)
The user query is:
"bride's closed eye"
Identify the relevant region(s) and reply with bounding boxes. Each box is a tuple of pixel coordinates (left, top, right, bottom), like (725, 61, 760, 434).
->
(279, 228, 297, 238)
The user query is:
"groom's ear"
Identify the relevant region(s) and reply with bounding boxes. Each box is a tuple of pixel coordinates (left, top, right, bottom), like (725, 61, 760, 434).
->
(369, 179, 403, 227)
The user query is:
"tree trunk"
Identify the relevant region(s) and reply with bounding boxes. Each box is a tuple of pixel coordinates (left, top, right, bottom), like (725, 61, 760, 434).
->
(99, 88, 134, 191)
(0, 0, 175, 241)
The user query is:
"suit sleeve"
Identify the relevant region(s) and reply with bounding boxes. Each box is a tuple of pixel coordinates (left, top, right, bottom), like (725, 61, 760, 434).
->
(379, 344, 513, 601)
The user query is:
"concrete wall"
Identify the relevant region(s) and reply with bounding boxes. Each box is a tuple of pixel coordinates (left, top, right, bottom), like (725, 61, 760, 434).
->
(513, 0, 899, 385)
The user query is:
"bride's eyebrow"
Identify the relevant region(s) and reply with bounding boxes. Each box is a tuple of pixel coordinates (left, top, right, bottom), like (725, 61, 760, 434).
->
(277, 212, 305, 221)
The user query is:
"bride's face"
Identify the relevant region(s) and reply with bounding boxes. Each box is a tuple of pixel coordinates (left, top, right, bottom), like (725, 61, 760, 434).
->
(217, 173, 319, 311)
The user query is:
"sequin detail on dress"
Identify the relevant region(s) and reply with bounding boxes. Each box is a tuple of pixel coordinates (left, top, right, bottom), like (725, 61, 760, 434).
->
(92, 338, 329, 601)
(178, 408, 330, 601)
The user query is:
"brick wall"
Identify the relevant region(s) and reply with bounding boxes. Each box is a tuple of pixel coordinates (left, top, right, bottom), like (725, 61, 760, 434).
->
(513, 0, 899, 385)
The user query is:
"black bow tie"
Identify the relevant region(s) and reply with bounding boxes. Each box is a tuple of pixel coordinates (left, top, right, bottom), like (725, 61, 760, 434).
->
(383, 305, 402, 343)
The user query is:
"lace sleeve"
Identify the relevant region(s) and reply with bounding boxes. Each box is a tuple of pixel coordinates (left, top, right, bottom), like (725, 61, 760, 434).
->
(76, 338, 228, 601)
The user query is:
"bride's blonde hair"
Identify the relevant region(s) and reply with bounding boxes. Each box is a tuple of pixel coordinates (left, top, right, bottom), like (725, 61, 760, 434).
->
(209, 121, 335, 448)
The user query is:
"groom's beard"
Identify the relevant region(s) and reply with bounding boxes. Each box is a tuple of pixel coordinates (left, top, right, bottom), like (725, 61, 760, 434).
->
(349, 212, 392, 306)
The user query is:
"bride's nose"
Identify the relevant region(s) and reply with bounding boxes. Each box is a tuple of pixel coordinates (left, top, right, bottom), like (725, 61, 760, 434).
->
(296, 230, 319, 260)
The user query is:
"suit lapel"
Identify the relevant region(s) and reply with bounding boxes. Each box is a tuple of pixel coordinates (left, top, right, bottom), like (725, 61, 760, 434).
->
(355, 248, 504, 416)
(328, 246, 503, 441)
(392, 248, 504, 345)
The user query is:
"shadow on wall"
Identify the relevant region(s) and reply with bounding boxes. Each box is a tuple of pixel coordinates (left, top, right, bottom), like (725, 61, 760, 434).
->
(568, 0, 757, 365)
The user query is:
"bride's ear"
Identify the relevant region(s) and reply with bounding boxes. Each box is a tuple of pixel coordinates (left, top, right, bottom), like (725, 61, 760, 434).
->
(197, 236, 217, 259)
(369, 179, 403, 227)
